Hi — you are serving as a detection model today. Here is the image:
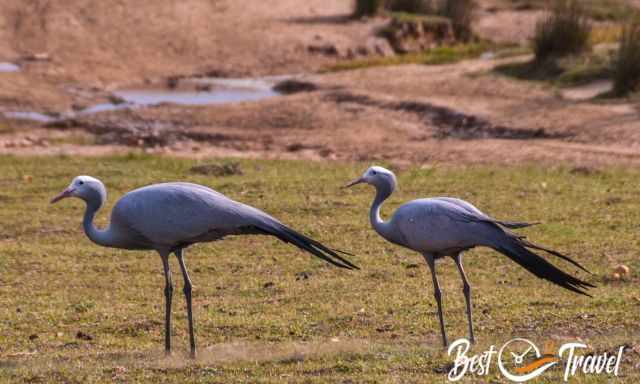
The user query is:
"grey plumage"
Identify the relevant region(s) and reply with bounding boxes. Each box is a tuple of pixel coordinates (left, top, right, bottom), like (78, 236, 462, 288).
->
(345, 166, 594, 347)
(52, 176, 357, 357)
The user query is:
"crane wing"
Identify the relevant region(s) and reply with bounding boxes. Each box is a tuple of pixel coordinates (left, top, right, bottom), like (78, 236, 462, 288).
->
(391, 198, 593, 295)
(112, 183, 262, 247)
(111, 182, 358, 269)
(431, 197, 537, 229)
(392, 199, 495, 253)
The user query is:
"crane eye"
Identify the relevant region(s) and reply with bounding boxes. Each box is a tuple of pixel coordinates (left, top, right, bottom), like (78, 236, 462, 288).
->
(371, 171, 377, 175)
(78, 181, 84, 185)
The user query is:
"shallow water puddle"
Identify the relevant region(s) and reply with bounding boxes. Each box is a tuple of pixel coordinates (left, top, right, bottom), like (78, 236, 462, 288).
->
(0, 62, 20, 73)
(114, 86, 278, 107)
(1, 77, 284, 122)
(2, 111, 57, 123)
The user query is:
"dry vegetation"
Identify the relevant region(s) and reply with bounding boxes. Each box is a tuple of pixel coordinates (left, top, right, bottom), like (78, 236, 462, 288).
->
(507, 0, 634, 21)
(440, 0, 476, 41)
(354, 0, 386, 16)
(355, 0, 476, 40)
(533, 0, 591, 61)
(613, 18, 640, 96)
(495, 0, 640, 99)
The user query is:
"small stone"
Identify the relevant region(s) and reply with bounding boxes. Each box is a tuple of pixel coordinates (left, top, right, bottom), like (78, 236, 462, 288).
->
(273, 80, 318, 94)
(71, 103, 88, 112)
(376, 324, 393, 333)
(295, 271, 311, 281)
(112, 366, 127, 378)
(23, 52, 51, 62)
(195, 84, 212, 92)
(615, 265, 630, 276)
(76, 331, 93, 341)
(167, 76, 180, 89)
(307, 42, 339, 56)
(108, 94, 126, 105)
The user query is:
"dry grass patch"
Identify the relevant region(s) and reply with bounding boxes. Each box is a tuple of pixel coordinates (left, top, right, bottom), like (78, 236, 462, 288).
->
(613, 18, 640, 96)
(533, 0, 591, 61)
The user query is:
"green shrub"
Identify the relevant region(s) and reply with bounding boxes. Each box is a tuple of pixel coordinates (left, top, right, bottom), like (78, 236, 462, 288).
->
(386, 0, 475, 41)
(354, 0, 385, 17)
(613, 18, 640, 96)
(533, 0, 591, 61)
(440, 0, 476, 41)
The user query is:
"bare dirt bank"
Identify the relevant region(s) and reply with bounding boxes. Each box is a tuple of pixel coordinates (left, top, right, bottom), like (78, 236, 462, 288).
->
(1, 1, 639, 167)
(0, 0, 384, 110)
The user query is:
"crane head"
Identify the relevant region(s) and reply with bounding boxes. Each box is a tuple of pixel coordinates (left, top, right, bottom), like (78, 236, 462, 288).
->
(344, 166, 397, 192)
(51, 175, 106, 207)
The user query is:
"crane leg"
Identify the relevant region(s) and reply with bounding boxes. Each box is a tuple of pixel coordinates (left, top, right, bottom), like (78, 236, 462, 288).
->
(175, 249, 196, 359)
(453, 252, 475, 344)
(423, 253, 448, 347)
(160, 252, 173, 355)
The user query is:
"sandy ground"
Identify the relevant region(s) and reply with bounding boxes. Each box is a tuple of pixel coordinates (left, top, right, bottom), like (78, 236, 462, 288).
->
(1, 0, 639, 167)
(0, 0, 386, 109)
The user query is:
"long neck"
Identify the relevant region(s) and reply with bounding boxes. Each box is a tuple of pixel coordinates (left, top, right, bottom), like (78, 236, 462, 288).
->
(83, 200, 113, 247)
(370, 184, 394, 241)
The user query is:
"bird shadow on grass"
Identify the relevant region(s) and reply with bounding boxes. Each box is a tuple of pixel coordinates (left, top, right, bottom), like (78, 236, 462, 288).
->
(195, 339, 373, 366)
(56, 339, 378, 370)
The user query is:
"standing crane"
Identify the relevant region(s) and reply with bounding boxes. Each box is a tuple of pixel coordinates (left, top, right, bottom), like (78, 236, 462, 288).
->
(51, 176, 358, 357)
(345, 166, 593, 347)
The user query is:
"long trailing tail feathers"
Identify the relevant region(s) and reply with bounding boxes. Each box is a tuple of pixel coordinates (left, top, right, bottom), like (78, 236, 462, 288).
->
(494, 234, 595, 297)
(494, 220, 540, 229)
(518, 238, 592, 274)
(495, 220, 592, 274)
(259, 222, 359, 270)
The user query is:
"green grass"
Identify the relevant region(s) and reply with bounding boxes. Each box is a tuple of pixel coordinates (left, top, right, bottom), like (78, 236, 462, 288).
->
(326, 42, 490, 72)
(387, 11, 450, 24)
(494, 52, 613, 87)
(508, 0, 634, 21)
(0, 155, 639, 383)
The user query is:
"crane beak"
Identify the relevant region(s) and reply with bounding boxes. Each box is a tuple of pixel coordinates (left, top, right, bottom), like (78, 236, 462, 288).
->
(50, 188, 75, 204)
(343, 177, 364, 188)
